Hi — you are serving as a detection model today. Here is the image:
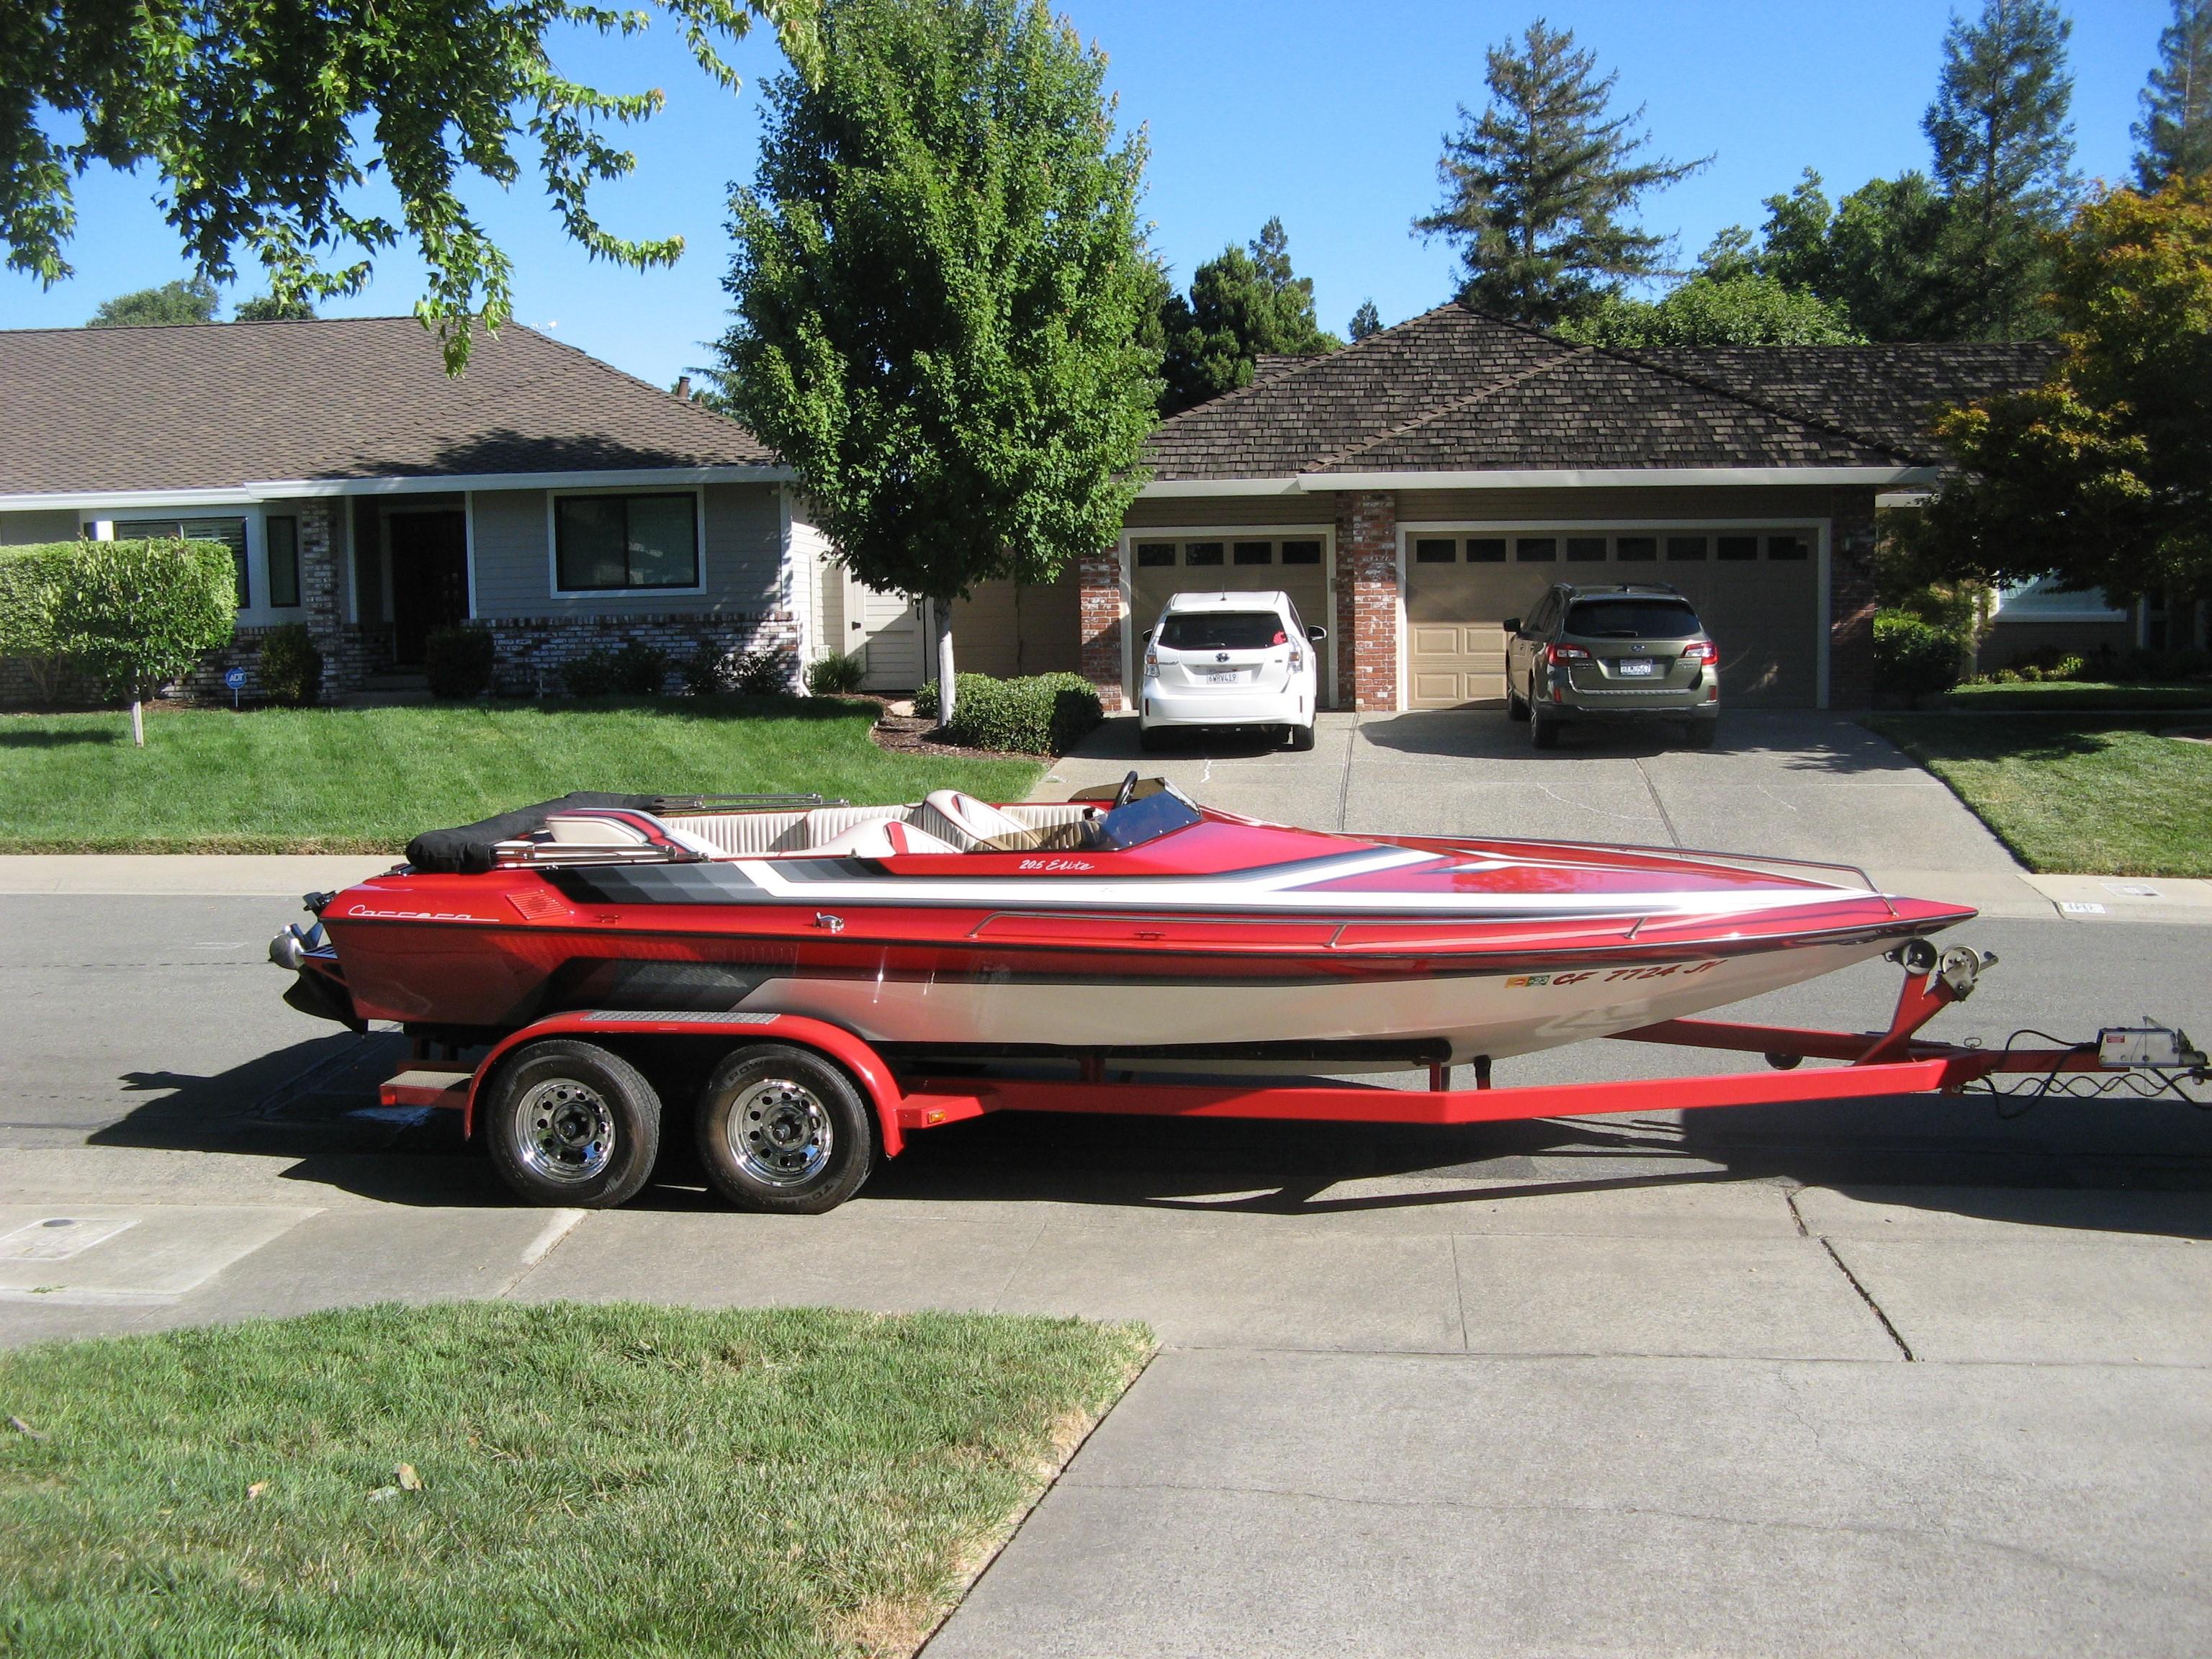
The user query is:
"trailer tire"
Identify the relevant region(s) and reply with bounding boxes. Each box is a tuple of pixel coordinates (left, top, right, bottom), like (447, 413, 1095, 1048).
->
(482, 1038, 662, 1208)
(696, 1044, 876, 1214)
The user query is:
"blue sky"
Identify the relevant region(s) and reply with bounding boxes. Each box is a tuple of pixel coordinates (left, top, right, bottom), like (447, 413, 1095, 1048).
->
(0, 0, 2175, 386)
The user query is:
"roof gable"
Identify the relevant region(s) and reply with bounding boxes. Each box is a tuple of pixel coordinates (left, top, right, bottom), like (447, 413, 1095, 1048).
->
(0, 318, 775, 496)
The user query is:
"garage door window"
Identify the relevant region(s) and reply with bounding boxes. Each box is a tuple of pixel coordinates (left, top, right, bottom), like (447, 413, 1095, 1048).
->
(1281, 540, 1321, 565)
(1616, 536, 1658, 562)
(1233, 541, 1273, 565)
(1414, 538, 1456, 563)
(1516, 537, 1557, 562)
(1136, 542, 1175, 568)
(1467, 538, 1506, 563)
(1717, 535, 1758, 562)
(1667, 536, 1708, 562)
(1566, 536, 1606, 562)
(1768, 534, 1809, 560)
(1184, 542, 1223, 567)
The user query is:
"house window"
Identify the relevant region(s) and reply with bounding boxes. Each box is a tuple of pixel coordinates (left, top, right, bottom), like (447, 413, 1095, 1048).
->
(1233, 541, 1273, 565)
(266, 516, 301, 606)
(1516, 537, 1557, 562)
(1466, 538, 1507, 563)
(554, 493, 698, 591)
(115, 516, 250, 607)
(1566, 536, 1607, 563)
(1280, 539, 1321, 565)
(1136, 542, 1175, 567)
(1767, 534, 1810, 561)
(1666, 536, 1709, 562)
(1413, 539, 1456, 564)
(1184, 542, 1223, 567)
(1615, 536, 1657, 562)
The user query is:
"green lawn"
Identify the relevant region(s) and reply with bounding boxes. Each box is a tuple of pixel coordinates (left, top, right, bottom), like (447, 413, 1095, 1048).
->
(1941, 680, 2212, 712)
(1866, 712, 2212, 877)
(0, 1302, 1150, 1658)
(0, 699, 1043, 853)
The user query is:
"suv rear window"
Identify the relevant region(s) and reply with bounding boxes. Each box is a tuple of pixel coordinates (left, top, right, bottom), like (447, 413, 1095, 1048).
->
(1563, 600, 1701, 639)
(1159, 611, 1287, 650)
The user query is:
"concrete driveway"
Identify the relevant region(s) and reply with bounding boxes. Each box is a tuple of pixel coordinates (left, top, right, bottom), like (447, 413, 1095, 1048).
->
(1042, 709, 2049, 918)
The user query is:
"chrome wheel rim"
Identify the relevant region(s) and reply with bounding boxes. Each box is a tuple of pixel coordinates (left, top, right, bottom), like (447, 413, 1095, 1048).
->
(727, 1078, 832, 1187)
(516, 1078, 616, 1184)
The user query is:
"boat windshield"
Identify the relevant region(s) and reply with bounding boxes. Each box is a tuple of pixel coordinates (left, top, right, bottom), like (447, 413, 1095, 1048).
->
(1095, 786, 1203, 849)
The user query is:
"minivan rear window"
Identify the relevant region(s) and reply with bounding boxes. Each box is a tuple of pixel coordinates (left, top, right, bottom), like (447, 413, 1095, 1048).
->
(1159, 611, 1287, 650)
(1563, 600, 1701, 639)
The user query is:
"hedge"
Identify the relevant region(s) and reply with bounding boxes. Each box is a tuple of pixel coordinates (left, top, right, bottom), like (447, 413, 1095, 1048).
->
(258, 622, 323, 706)
(1, 539, 235, 715)
(915, 671, 1103, 755)
(0, 543, 76, 701)
(424, 624, 497, 698)
(1872, 609, 1965, 698)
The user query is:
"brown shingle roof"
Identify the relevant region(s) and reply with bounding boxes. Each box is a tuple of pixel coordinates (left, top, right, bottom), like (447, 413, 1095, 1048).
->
(0, 317, 775, 495)
(1142, 307, 2058, 480)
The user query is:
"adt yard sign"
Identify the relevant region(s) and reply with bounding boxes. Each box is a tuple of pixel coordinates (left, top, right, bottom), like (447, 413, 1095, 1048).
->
(224, 666, 246, 709)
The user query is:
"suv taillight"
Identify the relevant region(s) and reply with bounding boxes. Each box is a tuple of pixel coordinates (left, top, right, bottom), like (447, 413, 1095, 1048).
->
(1683, 640, 1718, 665)
(1545, 642, 1591, 665)
(1143, 645, 1158, 675)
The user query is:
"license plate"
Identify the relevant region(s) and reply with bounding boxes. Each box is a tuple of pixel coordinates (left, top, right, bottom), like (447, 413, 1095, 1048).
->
(1616, 659, 1659, 677)
(1205, 672, 1240, 684)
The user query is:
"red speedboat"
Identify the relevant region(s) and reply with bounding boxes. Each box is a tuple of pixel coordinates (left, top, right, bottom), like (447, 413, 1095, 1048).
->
(279, 778, 1974, 1071)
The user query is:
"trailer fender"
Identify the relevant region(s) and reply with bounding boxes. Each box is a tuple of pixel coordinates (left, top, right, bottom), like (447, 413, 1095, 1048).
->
(462, 1012, 911, 1158)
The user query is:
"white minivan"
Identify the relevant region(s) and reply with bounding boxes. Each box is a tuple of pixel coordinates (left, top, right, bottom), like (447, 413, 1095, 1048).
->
(1137, 590, 1326, 752)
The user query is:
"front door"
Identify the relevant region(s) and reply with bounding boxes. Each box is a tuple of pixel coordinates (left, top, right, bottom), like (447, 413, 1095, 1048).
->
(388, 511, 469, 665)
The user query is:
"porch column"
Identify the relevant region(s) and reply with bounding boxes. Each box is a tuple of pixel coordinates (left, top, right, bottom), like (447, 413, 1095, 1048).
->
(296, 499, 357, 699)
(1076, 544, 1125, 711)
(1827, 486, 1878, 708)
(1333, 490, 1400, 711)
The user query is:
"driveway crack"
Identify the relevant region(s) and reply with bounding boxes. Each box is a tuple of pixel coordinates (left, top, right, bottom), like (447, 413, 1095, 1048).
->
(1818, 1236, 1915, 1360)
(1632, 758, 1682, 847)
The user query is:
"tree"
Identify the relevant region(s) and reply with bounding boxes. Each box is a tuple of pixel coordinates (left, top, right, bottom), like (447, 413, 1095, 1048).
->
(233, 293, 318, 322)
(1924, 0, 2079, 339)
(2136, 0, 2212, 186)
(1415, 19, 1707, 326)
(1156, 218, 1341, 413)
(1917, 176, 2212, 610)
(1750, 169, 1961, 341)
(6, 0, 817, 372)
(1348, 300, 1384, 341)
(1557, 274, 1861, 348)
(716, 0, 1156, 724)
(58, 539, 238, 745)
(86, 277, 219, 328)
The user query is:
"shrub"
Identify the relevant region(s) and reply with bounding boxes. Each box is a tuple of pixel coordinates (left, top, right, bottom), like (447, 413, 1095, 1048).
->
(1873, 610, 1964, 698)
(565, 639, 668, 698)
(728, 647, 793, 696)
(0, 542, 77, 703)
(55, 538, 238, 743)
(805, 649, 869, 696)
(916, 671, 1102, 754)
(424, 624, 497, 698)
(257, 623, 322, 706)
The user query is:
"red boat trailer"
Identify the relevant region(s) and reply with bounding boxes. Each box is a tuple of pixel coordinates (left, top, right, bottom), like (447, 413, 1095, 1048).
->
(380, 940, 2207, 1208)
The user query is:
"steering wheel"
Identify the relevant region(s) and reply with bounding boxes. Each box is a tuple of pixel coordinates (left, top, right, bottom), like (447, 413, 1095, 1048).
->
(1111, 769, 1140, 810)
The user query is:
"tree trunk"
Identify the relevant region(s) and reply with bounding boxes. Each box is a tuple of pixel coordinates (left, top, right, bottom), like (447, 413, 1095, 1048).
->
(130, 696, 145, 747)
(933, 602, 958, 727)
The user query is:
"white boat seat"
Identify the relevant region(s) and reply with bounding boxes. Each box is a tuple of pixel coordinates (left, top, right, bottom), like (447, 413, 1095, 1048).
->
(918, 790, 1040, 851)
(807, 817, 959, 858)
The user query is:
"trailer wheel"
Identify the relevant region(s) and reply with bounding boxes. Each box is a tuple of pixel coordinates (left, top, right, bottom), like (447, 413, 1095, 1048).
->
(482, 1038, 662, 1208)
(696, 1044, 876, 1214)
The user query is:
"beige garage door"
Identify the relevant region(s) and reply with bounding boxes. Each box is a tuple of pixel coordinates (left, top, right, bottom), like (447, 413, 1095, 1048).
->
(1131, 536, 1333, 703)
(1405, 536, 1560, 707)
(1403, 529, 1819, 709)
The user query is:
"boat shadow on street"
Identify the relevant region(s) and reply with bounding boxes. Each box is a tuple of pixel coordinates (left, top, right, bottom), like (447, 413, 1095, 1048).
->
(89, 1038, 2212, 1237)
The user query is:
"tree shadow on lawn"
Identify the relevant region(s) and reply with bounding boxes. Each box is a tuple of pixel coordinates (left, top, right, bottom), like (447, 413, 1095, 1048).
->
(0, 727, 117, 747)
(1872, 715, 2175, 765)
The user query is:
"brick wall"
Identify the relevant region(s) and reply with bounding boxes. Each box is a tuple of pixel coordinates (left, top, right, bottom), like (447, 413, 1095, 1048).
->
(1076, 546, 1125, 711)
(480, 611, 799, 696)
(1332, 490, 1399, 711)
(1827, 486, 1878, 708)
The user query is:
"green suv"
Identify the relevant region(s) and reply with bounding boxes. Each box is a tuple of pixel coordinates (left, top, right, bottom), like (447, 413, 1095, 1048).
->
(1503, 583, 1720, 750)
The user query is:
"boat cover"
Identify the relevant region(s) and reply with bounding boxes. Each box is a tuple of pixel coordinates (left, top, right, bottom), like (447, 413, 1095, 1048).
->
(405, 793, 659, 873)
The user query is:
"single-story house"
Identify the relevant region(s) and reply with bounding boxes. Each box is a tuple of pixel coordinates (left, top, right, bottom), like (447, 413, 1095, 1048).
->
(0, 317, 814, 702)
(955, 308, 2074, 711)
(5, 307, 2164, 710)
